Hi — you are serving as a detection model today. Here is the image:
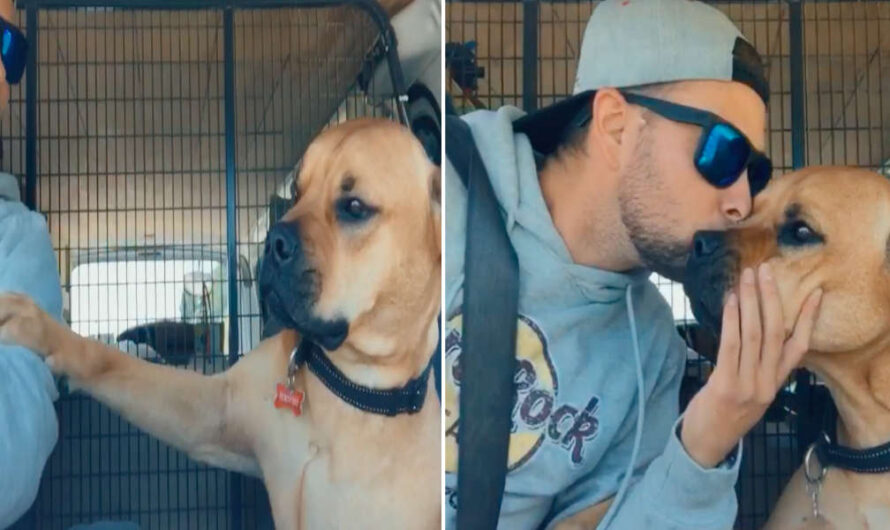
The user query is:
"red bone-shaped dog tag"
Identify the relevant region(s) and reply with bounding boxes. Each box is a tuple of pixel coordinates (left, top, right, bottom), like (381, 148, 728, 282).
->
(274, 383, 304, 416)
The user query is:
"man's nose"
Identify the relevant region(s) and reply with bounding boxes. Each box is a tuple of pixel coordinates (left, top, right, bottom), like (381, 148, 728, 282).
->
(720, 172, 753, 223)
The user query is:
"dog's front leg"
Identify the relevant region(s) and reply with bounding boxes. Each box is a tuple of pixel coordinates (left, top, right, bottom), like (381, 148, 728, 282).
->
(0, 292, 260, 476)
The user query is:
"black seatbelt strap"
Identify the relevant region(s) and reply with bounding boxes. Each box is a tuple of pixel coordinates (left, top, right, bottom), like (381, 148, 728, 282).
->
(446, 115, 519, 529)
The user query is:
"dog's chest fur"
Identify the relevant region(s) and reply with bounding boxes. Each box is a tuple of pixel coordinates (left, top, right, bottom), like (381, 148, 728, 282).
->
(235, 338, 439, 529)
(819, 471, 890, 529)
(842, 472, 890, 530)
(769, 465, 890, 529)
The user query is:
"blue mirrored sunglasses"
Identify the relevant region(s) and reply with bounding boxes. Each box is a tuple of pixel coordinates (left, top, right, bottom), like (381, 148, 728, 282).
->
(619, 91, 772, 197)
(0, 17, 26, 84)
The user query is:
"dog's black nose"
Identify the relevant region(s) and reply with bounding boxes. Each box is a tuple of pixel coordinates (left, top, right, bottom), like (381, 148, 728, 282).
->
(266, 222, 301, 265)
(692, 231, 726, 259)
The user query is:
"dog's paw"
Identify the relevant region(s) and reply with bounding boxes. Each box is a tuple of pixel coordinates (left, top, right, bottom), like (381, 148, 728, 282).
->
(0, 292, 83, 374)
(0, 292, 53, 353)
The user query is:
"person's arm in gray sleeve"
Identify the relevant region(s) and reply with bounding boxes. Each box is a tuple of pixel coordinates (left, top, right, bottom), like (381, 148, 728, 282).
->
(0, 199, 63, 528)
(547, 346, 741, 530)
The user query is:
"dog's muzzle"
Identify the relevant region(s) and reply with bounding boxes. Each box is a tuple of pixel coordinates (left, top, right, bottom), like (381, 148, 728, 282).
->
(258, 220, 349, 350)
(683, 230, 739, 335)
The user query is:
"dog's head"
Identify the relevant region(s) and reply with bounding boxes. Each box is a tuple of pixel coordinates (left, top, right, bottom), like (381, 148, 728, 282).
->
(685, 166, 890, 355)
(259, 119, 441, 353)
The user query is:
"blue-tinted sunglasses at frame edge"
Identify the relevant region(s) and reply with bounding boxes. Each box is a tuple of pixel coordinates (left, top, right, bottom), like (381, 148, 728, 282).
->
(0, 16, 27, 85)
(620, 91, 773, 197)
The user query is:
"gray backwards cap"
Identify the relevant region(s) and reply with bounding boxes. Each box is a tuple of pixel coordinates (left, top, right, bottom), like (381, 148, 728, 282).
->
(514, 0, 769, 155)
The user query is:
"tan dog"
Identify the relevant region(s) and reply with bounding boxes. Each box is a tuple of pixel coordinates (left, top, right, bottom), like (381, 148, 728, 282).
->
(683, 166, 890, 530)
(0, 118, 442, 529)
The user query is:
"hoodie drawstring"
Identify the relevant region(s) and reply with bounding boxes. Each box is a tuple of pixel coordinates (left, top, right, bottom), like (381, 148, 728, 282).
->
(598, 285, 647, 529)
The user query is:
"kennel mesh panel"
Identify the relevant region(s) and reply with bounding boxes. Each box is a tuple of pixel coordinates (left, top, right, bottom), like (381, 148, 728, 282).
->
(444, 1, 819, 529)
(5, 2, 404, 529)
(233, 6, 402, 355)
(803, 3, 890, 172)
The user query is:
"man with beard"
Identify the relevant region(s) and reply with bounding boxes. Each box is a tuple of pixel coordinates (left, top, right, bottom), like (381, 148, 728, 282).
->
(443, 0, 823, 528)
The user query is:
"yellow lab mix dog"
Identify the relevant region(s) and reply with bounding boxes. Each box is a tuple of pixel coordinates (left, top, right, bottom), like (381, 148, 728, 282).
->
(0, 119, 442, 529)
(683, 166, 890, 530)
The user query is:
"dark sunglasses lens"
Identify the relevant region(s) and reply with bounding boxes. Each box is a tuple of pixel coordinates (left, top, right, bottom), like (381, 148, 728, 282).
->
(2, 27, 27, 84)
(698, 123, 751, 188)
(748, 154, 773, 196)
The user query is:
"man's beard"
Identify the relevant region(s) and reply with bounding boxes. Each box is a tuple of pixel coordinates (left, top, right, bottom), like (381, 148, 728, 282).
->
(618, 130, 690, 282)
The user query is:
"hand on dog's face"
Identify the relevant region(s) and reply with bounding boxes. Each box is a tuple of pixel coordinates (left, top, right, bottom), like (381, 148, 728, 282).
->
(259, 119, 441, 356)
(685, 166, 890, 354)
(676, 166, 890, 468)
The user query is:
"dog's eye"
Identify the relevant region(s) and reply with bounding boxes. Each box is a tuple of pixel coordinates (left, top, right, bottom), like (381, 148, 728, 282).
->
(336, 197, 377, 224)
(779, 220, 824, 247)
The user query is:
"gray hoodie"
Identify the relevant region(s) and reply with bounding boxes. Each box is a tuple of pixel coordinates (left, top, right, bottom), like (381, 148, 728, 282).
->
(0, 200, 62, 528)
(443, 107, 741, 529)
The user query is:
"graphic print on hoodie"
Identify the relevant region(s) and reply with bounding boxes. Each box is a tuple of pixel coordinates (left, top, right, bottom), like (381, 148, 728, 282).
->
(444, 313, 605, 472)
(444, 107, 742, 530)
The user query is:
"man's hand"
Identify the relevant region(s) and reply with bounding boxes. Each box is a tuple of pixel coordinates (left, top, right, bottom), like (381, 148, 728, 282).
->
(681, 263, 823, 468)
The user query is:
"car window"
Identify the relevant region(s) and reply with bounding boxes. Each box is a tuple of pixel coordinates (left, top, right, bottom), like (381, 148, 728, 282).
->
(70, 259, 226, 340)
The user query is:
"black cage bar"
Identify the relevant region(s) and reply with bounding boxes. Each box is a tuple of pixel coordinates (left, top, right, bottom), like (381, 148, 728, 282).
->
(6, 1, 408, 528)
(446, 1, 890, 529)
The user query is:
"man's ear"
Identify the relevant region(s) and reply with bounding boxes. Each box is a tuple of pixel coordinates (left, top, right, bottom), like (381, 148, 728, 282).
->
(590, 88, 631, 170)
(430, 165, 441, 206)
(429, 165, 441, 254)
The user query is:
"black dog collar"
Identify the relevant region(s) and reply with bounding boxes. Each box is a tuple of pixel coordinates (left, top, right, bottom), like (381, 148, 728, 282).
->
(811, 396, 890, 474)
(814, 433, 890, 474)
(290, 338, 431, 417)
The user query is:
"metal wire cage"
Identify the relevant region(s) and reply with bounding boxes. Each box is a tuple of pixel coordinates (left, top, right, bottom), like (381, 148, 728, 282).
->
(5, 0, 411, 528)
(446, 0, 890, 528)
